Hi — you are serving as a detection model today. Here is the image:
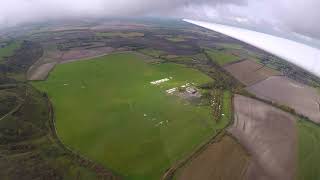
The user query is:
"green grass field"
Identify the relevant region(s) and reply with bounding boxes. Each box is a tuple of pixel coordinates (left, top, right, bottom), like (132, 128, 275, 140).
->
(33, 53, 231, 180)
(0, 41, 21, 62)
(297, 119, 320, 180)
(205, 49, 239, 66)
(166, 36, 186, 42)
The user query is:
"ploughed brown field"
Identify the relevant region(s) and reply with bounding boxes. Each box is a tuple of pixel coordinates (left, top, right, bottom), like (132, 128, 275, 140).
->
(247, 76, 320, 123)
(27, 46, 115, 80)
(224, 60, 281, 86)
(229, 95, 297, 180)
(175, 135, 250, 180)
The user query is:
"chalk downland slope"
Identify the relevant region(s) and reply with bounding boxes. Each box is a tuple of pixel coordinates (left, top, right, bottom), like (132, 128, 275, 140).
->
(247, 76, 320, 123)
(229, 95, 297, 180)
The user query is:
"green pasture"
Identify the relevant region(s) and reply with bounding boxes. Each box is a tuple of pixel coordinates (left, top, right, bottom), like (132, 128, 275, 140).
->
(33, 52, 231, 180)
(297, 119, 320, 180)
(205, 49, 239, 66)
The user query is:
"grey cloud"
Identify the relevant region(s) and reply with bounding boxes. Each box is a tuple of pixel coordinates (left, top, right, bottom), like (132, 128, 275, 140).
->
(0, 0, 246, 26)
(0, 0, 319, 42)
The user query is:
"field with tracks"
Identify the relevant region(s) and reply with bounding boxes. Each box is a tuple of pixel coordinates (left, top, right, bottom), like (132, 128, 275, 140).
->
(33, 52, 231, 180)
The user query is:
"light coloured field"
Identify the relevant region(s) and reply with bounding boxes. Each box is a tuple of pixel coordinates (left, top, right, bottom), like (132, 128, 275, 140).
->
(247, 76, 320, 123)
(33, 52, 230, 180)
(224, 60, 281, 86)
(229, 95, 297, 180)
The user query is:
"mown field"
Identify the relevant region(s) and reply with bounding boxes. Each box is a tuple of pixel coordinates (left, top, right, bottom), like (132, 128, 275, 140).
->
(297, 120, 320, 180)
(33, 52, 230, 180)
(0, 41, 21, 62)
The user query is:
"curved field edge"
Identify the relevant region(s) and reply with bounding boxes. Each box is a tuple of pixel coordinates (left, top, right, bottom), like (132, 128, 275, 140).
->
(163, 91, 233, 180)
(0, 41, 108, 180)
(297, 119, 320, 180)
(32, 52, 232, 179)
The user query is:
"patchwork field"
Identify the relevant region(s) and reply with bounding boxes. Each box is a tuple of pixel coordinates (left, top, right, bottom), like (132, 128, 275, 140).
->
(33, 53, 231, 180)
(175, 135, 250, 180)
(224, 60, 281, 86)
(247, 76, 320, 123)
(298, 120, 320, 180)
(229, 95, 297, 180)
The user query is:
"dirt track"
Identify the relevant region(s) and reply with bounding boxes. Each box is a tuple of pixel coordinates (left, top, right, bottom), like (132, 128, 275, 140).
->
(247, 76, 320, 123)
(229, 95, 297, 180)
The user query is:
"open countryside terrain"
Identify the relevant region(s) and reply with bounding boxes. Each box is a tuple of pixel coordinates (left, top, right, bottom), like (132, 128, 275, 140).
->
(1, 19, 320, 180)
(229, 95, 297, 180)
(247, 76, 320, 123)
(33, 52, 232, 179)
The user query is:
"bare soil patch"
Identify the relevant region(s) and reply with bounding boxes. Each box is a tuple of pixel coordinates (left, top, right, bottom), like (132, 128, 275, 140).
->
(27, 62, 56, 80)
(229, 95, 297, 180)
(247, 76, 320, 123)
(176, 135, 250, 180)
(224, 60, 281, 86)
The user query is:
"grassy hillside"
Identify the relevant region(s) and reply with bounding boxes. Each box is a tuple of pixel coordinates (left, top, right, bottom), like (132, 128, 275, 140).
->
(297, 119, 320, 180)
(33, 52, 231, 180)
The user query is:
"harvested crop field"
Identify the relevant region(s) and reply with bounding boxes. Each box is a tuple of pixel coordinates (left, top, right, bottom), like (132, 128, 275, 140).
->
(224, 60, 281, 86)
(175, 135, 250, 180)
(247, 76, 320, 123)
(33, 52, 231, 180)
(229, 95, 297, 180)
(27, 62, 56, 80)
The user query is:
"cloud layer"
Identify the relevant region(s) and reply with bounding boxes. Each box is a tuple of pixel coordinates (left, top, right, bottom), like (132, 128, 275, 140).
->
(0, 0, 319, 42)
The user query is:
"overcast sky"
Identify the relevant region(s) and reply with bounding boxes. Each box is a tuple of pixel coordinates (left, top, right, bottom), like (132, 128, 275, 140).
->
(0, 0, 319, 42)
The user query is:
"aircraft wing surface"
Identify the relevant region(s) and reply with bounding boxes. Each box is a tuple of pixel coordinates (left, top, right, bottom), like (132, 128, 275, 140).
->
(184, 19, 320, 78)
